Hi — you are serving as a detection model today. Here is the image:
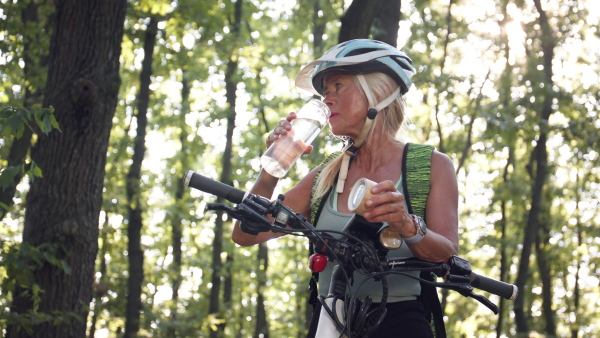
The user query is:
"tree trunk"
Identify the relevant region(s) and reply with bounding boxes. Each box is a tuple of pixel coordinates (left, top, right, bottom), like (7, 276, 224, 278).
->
(253, 242, 269, 338)
(496, 201, 507, 338)
(372, 0, 401, 46)
(312, 0, 326, 58)
(338, 0, 384, 42)
(535, 222, 556, 336)
(514, 0, 555, 333)
(6, 0, 127, 337)
(166, 70, 190, 338)
(88, 213, 110, 338)
(433, 0, 455, 154)
(124, 15, 159, 338)
(494, 4, 514, 334)
(571, 171, 582, 338)
(209, 58, 238, 338)
(495, 148, 514, 338)
(209, 2, 242, 336)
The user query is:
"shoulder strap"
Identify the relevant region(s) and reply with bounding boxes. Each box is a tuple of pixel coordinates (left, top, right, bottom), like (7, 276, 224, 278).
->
(402, 143, 446, 338)
(401, 143, 434, 220)
(308, 151, 340, 310)
(310, 151, 341, 224)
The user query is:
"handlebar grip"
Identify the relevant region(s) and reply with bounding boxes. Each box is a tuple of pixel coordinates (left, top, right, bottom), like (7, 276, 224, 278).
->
(470, 272, 518, 300)
(184, 170, 248, 204)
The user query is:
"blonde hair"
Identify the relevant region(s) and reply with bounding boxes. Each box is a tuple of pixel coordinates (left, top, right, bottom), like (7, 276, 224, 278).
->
(312, 72, 407, 204)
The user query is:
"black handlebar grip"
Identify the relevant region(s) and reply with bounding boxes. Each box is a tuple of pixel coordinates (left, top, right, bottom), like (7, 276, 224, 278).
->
(184, 170, 247, 204)
(470, 273, 518, 300)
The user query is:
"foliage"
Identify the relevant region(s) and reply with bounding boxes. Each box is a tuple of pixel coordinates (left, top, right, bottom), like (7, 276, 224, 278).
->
(0, 105, 59, 138)
(0, 105, 58, 206)
(1, 0, 599, 337)
(0, 241, 76, 334)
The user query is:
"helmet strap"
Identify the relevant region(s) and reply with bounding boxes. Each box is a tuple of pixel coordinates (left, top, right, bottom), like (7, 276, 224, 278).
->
(335, 75, 401, 193)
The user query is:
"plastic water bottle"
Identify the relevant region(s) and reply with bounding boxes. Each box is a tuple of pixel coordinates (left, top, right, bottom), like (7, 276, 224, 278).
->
(260, 99, 330, 177)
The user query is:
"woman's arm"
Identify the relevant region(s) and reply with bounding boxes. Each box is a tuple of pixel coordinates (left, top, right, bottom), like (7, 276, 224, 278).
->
(231, 168, 317, 246)
(232, 111, 316, 246)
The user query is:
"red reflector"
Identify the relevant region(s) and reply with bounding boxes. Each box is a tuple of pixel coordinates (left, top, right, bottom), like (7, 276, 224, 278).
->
(309, 254, 327, 273)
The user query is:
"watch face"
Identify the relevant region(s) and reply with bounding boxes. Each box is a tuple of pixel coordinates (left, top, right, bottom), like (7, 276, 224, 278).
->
(405, 215, 427, 244)
(420, 219, 427, 234)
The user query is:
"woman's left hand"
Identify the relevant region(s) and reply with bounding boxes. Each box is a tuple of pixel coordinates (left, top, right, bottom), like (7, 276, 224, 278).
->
(361, 180, 416, 238)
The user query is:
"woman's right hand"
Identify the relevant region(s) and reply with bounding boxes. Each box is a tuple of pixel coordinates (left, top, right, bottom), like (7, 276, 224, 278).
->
(265, 112, 313, 155)
(266, 112, 296, 148)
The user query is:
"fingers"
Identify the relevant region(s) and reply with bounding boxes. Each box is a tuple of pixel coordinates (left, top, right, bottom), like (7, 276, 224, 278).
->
(361, 182, 416, 235)
(266, 113, 296, 147)
(365, 181, 404, 207)
(362, 180, 408, 222)
(303, 144, 313, 155)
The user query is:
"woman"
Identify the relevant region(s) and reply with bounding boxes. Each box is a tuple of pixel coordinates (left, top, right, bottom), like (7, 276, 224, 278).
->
(232, 39, 458, 337)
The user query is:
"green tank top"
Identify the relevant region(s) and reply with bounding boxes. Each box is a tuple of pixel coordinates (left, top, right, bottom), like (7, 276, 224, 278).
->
(314, 178, 420, 302)
(310, 143, 435, 302)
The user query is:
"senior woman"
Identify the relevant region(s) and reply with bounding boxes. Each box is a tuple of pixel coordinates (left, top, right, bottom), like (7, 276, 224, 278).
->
(232, 39, 458, 337)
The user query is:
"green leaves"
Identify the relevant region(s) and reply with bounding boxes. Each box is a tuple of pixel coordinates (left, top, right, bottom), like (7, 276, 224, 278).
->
(0, 241, 73, 333)
(0, 105, 59, 138)
(0, 161, 43, 191)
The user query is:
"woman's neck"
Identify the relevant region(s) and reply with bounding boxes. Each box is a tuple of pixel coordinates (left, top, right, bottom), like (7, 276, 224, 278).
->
(354, 136, 404, 171)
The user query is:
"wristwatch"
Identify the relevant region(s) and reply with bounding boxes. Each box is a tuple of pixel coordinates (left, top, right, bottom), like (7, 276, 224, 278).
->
(404, 215, 427, 244)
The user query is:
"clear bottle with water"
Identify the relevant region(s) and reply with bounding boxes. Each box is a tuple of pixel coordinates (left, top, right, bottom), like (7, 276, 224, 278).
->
(261, 99, 330, 177)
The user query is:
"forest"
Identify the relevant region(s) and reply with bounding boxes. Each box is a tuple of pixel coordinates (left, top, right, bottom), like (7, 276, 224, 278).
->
(0, 0, 599, 337)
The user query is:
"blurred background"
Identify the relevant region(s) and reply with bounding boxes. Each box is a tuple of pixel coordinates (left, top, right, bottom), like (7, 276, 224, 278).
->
(0, 0, 598, 337)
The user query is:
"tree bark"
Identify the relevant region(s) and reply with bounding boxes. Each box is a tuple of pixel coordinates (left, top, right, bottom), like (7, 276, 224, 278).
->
(209, 2, 242, 337)
(88, 213, 110, 338)
(494, 4, 514, 334)
(124, 15, 159, 338)
(253, 242, 269, 338)
(495, 148, 514, 338)
(312, 0, 326, 58)
(166, 70, 190, 338)
(535, 222, 556, 336)
(571, 171, 582, 338)
(209, 58, 238, 338)
(514, 0, 556, 334)
(433, 0, 455, 154)
(6, 0, 127, 337)
(372, 0, 401, 45)
(338, 0, 384, 42)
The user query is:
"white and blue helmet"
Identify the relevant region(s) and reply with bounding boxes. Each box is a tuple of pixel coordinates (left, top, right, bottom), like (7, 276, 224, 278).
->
(295, 39, 415, 97)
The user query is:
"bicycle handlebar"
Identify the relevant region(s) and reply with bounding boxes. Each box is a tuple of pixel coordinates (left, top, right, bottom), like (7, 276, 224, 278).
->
(470, 272, 518, 300)
(183, 170, 518, 306)
(184, 170, 248, 204)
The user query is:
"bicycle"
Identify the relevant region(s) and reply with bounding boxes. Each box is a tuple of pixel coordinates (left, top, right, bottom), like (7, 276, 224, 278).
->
(183, 170, 518, 338)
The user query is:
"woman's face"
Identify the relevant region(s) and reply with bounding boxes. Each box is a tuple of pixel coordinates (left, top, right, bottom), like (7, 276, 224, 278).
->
(322, 73, 368, 140)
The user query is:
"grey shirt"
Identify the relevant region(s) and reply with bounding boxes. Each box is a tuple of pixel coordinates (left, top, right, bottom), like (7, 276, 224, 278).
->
(314, 179, 421, 303)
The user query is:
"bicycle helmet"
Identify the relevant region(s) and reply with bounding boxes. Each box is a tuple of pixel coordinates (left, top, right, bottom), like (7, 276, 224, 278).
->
(295, 39, 415, 97)
(295, 39, 416, 193)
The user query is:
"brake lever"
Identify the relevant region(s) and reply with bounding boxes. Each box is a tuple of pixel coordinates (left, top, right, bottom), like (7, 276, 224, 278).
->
(206, 202, 273, 235)
(437, 274, 500, 314)
(469, 292, 499, 314)
(207, 203, 241, 217)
